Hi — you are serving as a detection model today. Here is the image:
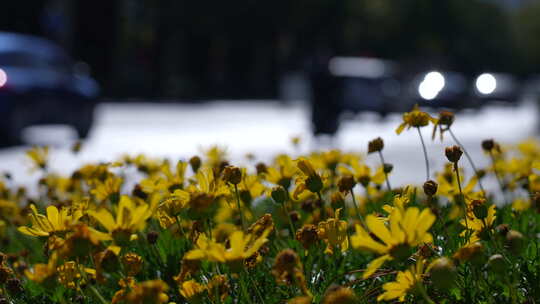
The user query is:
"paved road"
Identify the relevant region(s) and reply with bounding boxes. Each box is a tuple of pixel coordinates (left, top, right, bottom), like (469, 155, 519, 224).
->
(1, 100, 538, 190)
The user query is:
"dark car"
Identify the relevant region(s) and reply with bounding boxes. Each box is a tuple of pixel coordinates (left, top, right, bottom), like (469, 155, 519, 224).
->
(310, 57, 523, 135)
(0, 32, 99, 146)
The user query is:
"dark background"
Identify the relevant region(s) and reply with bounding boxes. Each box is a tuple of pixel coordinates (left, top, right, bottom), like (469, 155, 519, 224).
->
(2, 0, 539, 100)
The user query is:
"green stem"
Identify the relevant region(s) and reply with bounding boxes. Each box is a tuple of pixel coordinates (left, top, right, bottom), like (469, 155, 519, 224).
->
(417, 283, 436, 304)
(454, 162, 470, 240)
(417, 127, 430, 181)
(282, 202, 296, 238)
(317, 191, 326, 220)
(234, 184, 246, 230)
(489, 151, 507, 204)
(350, 188, 367, 229)
(377, 151, 392, 191)
(448, 128, 486, 195)
(89, 285, 109, 304)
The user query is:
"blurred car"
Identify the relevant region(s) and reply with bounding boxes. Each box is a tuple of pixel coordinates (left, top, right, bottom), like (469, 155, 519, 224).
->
(310, 57, 523, 135)
(0, 32, 99, 146)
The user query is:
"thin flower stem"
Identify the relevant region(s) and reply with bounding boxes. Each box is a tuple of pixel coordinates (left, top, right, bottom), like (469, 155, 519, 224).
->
(417, 283, 436, 304)
(245, 269, 266, 303)
(489, 151, 507, 204)
(317, 191, 326, 220)
(234, 184, 247, 230)
(350, 188, 367, 229)
(282, 202, 296, 238)
(377, 151, 392, 191)
(416, 127, 430, 181)
(448, 128, 486, 194)
(454, 162, 470, 237)
(89, 285, 108, 304)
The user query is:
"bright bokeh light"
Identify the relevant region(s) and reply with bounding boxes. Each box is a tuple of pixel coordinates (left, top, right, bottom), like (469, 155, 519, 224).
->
(476, 73, 496, 95)
(418, 71, 445, 100)
(0, 68, 7, 87)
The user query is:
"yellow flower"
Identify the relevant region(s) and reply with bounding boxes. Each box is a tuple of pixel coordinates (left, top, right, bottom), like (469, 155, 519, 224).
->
(90, 175, 123, 202)
(26, 146, 49, 170)
(122, 253, 144, 276)
(396, 104, 436, 134)
(125, 280, 170, 304)
(88, 195, 151, 245)
(57, 261, 81, 289)
(377, 259, 426, 302)
(25, 253, 58, 284)
(185, 228, 271, 272)
(179, 280, 206, 302)
(351, 207, 435, 279)
(512, 198, 531, 212)
(0, 220, 5, 238)
(460, 204, 496, 240)
(293, 158, 324, 199)
(264, 154, 296, 189)
(18, 204, 82, 237)
(317, 208, 349, 254)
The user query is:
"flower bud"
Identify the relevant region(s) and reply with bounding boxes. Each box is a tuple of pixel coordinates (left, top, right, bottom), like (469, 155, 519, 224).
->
(322, 285, 357, 304)
(423, 180, 438, 196)
(147, 231, 159, 245)
(505, 230, 525, 256)
(189, 156, 201, 173)
(453, 242, 485, 265)
(438, 111, 455, 126)
(481, 139, 495, 151)
(255, 162, 268, 175)
(295, 225, 319, 249)
(271, 186, 287, 204)
(337, 175, 356, 193)
(445, 145, 463, 163)
(471, 199, 488, 219)
(289, 211, 300, 223)
(487, 254, 506, 274)
(222, 166, 242, 185)
(5, 278, 23, 296)
(429, 257, 457, 290)
(306, 175, 323, 193)
(367, 137, 384, 154)
(122, 253, 144, 276)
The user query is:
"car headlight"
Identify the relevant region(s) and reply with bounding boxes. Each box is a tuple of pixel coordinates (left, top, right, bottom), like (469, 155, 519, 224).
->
(419, 71, 445, 100)
(475, 73, 497, 95)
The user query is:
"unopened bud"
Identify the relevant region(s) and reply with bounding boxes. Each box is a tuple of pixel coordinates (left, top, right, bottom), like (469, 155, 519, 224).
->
(481, 139, 495, 151)
(438, 111, 455, 126)
(487, 254, 506, 274)
(383, 163, 393, 174)
(337, 175, 356, 193)
(5, 278, 23, 296)
(189, 156, 201, 173)
(271, 186, 287, 204)
(423, 180, 438, 196)
(222, 166, 242, 185)
(429, 257, 457, 290)
(255, 162, 268, 175)
(505, 230, 525, 256)
(146, 231, 159, 245)
(306, 175, 323, 193)
(367, 137, 384, 154)
(471, 199, 488, 219)
(445, 145, 463, 163)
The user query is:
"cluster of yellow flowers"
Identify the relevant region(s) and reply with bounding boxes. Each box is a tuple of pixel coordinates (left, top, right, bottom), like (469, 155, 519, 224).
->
(0, 105, 539, 303)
